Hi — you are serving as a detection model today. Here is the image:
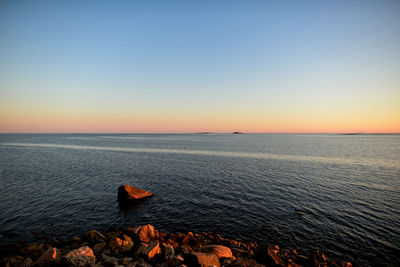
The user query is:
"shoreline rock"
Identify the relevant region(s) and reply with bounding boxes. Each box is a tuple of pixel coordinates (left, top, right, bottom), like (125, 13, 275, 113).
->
(1, 224, 355, 267)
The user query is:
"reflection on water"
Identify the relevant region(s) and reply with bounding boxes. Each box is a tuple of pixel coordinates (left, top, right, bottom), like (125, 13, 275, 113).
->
(2, 142, 399, 169)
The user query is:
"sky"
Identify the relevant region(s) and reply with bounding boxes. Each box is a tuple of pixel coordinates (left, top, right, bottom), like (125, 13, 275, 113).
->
(0, 0, 399, 133)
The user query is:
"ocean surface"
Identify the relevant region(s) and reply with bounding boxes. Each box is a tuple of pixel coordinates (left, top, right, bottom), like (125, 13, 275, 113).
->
(0, 133, 399, 266)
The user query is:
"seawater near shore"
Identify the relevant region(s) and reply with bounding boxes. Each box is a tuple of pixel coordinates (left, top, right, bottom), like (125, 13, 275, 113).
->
(1, 224, 355, 267)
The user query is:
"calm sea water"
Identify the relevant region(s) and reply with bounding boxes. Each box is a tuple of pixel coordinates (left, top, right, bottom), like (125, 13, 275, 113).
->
(0, 133, 399, 266)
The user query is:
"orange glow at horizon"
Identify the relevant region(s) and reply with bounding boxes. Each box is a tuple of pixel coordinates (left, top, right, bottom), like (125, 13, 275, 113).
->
(1, 104, 399, 133)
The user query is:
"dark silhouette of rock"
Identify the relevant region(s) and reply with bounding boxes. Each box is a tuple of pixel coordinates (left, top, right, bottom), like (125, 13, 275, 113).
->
(118, 185, 153, 201)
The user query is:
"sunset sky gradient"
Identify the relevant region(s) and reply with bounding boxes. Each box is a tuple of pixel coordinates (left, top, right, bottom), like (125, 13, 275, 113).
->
(1, 1, 399, 133)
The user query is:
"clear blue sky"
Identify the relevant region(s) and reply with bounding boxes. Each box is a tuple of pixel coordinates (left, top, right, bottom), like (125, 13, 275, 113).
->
(1, 0, 399, 132)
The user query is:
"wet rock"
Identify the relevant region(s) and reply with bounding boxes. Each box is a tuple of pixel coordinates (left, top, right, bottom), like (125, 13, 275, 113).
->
(137, 224, 157, 243)
(201, 245, 233, 259)
(184, 252, 220, 267)
(36, 247, 61, 266)
(65, 246, 96, 267)
(136, 241, 161, 260)
(93, 242, 107, 255)
(118, 185, 153, 201)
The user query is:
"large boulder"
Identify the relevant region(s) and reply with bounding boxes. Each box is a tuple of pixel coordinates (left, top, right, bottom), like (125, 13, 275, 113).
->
(118, 185, 153, 201)
(64, 246, 96, 267)
(36, 247, 61, 266)
(201, 245, 233, 259)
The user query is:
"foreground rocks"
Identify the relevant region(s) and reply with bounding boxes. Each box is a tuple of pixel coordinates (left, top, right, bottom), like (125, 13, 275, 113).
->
(1, 224, 355, 267)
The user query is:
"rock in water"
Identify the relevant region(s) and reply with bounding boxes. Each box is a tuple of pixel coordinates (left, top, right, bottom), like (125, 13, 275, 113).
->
(118, 185, 153, 201)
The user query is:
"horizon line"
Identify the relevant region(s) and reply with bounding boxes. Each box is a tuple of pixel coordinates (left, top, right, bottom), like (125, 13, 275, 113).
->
(0, 132, 399, 135)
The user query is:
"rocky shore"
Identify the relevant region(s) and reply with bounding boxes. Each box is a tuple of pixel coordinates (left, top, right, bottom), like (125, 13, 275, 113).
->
(1, 224, 354, 267)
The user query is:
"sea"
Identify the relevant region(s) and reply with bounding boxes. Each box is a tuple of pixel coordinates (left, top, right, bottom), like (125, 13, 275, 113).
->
(0, 133, 399, 266)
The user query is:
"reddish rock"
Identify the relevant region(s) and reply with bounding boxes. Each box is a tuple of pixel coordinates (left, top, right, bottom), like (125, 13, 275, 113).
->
(118, 185, 153, 201)
(136, 241, 161, 260)
(185, 252, 220, 267)
(65, 246, 96, 267)
(36, 247, 61, 266)
(138, 224, 157, 243)
(202, 245, 233, 259)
